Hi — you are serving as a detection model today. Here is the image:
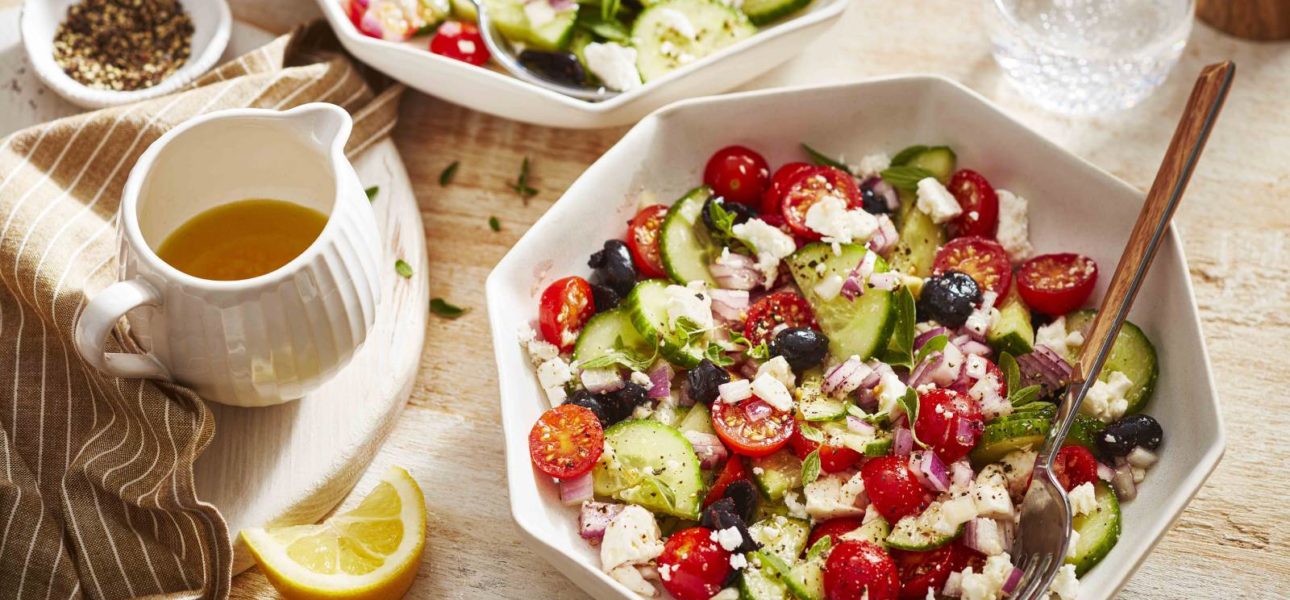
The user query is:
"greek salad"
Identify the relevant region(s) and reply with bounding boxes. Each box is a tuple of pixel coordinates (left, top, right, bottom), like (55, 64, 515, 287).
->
(521, 143, 1164, 600)
(344, 0, 805, 92)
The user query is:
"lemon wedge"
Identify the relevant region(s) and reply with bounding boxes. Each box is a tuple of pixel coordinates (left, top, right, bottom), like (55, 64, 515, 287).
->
(242, 466, 426, 600)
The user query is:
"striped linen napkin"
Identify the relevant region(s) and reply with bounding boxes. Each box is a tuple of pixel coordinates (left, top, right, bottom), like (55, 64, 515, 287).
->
(0, 22, 403, 599)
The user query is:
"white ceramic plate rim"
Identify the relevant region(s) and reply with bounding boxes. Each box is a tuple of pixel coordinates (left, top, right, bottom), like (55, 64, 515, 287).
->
(313, 0, 847, 115)
(487, 75, 1226, 599)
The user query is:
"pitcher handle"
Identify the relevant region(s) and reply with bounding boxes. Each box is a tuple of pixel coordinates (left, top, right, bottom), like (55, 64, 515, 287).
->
(74, 279, 172, 381)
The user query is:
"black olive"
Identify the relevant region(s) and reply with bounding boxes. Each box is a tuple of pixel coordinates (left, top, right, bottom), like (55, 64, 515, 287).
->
(517, 50, 587, 87)
(1096, 414, 1164, 457)
(599, 382, 648, 424)
(700, 197, 757, 233)
(916, 270, 982, 328)
(686, 359, 731, 405)
(768, 328, 830, 372)
(566, 390, 609, 426)
(722, 479, 759, 523)
(588, 239, 636, 297)
(699, 498, 759, 553)
(859, 177, 892, 215)
(590, 282, 621, 313)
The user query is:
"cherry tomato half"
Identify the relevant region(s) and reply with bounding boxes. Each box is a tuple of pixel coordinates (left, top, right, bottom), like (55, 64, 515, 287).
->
(946, 169, 999, 239)
(539, 276, 595, 351)
(892, 543, 985, 600)
(933, 236, 1013, 298)
(712, 398, 796, 457)
(790, 427, 863, 473)
(1053, 446, 1099, 492)
(914, 388, 985, 463)
(1016, 253, 1099, 317)
(808, 517, 864, 549)
(761, 162, 814, 216)
(824, 541, 901, 600)
(528, 404, 604, 479)
(782, 167, 862, 240)
(704, 145, 771, 206)
(703, 454, 749, 508)
(861, 456, 931, 523)
(627, 204, 669, 279)
(743, 291, 818, 347)
(657, 527, 734, 600)
(429, 22, 491, 66)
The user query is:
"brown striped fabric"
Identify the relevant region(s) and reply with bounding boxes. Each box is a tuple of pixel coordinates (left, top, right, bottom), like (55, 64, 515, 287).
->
(0, 22, 403, 599)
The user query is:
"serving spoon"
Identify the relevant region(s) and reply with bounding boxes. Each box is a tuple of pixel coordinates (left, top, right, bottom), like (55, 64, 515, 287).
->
(1010, 60, 1235, 600)
(467, 0, 621, 101)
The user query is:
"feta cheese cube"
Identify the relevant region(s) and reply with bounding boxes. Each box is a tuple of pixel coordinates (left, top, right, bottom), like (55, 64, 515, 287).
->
(584, 43, 641, 92)
(630, 370, 653, 387)
(814, 274, 846, 301)
(663, 282, 713, 332)
(537, 358, 573, 405)
(1068, 482, 1097, 517)
(940, 495, 979, 529)
(804, 194, 879, 244)
(1127, 447, 1158, 468)
(710, 588, 740, 600)
(969, 518, 1006, 555)
(581, 368, 624, 393)
(994, 190, 1033, 263)
(608, 565, 657, 596)
(804, 472, 866, 520)
(1067, 530, 1081, 559)
(916, 177, 963, 224)
(1049, 564, 1079, 600)
(757, 355, 797, 390)
(856, 152, 891, 177)
(966, 354, 989, 379)
(729, 553, 748, 571)
(733, 218, 797, 287)
(751, 372, 794, 412)
(1081, 370, 1134, 422)
(714, 526, 744, 552)
(600, 505, 664, 572)
(876, 371, 908, 416)
(784, 490, 809, 520)
(654, 8, 697, 39)
(1035, 317, 1071, 355)
(930, 341, 965, 387)
(719, 379, 752, 404)
(524, 334, 560, 366)
(523, 0, 556, 26)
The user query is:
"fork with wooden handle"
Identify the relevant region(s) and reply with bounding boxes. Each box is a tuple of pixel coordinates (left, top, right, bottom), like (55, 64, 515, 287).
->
(1010, 61, 1235, 600)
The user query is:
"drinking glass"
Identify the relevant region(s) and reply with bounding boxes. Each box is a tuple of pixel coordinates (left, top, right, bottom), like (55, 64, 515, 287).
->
(985, 0, 1195, 114)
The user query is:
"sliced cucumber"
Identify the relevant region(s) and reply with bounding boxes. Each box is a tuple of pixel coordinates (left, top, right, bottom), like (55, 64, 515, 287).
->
(886, 501, 958, 551)
(889, 204, 946, 277)
(840, 516, 891, 546)
(970, 414, 1105, 468)
(484, 0, 578, 50)
(903, 146, 956, 184)
(819, 421, 890, 457)
(739, 561, 789, 600)
(592, 419, 705, 519)
(988, 284, 1035, 357)
(624, 279, 708, 368)
(632, 0, 756, 82)
(748, 515, 810, 562)
(1066, 481, 1121, 575)
(1064, 310, 1159, 415)
(450, 0, 478, 21)
(787, 243, 897, 361)
(572, 308, 652, 365)
(677, 402, 717, 437)
(787, 555, 825, 600)
(796, 373, 848, 421)
(740, 0, 811, 25)
(660, 186, 719, 285)
(749, 450, 802, 502)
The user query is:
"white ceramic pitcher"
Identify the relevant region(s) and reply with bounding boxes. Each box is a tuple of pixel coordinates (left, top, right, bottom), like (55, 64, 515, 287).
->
(74, 103, 382, 407)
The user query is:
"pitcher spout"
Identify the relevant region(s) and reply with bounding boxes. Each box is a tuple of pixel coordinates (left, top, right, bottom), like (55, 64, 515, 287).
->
(283, 103, 353, 157)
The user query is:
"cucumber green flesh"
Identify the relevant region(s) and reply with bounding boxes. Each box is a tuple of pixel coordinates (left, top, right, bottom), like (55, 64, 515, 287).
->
(632, 0, 756, 82)
(799, 396, 847, 421)
(970, 415, 1104, 468)
(739, 562, 789, 600)
(484, 0, 577, 50)
(591, 419, 705, 519)
(1067, 482, 1121, 575)
(841, 516, 891, 546)
(988, 286, 1035, 356)
(624, 279, 707, 368)
(572, 308, 652, 364)
(787, 558, 825, 600)
(677, 402, 717, 436)
(749, 450, 802, 502)
(740, 0, 811, 25)
(905, 146, 956, 184)
(890, 206, 946, 277)
(1064, 310, 1159, 415)
(787, 243, 897, 361)
(450, 0, 478, 21)
(886, 502, 957, 551)
(749, 515, 810, 562)
(660, 186, 719, 285)
(820, 421, 889, 457)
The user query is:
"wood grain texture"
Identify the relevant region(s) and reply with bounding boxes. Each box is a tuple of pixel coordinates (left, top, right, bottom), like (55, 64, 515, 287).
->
(1197, 0, 1290, 41)
(7, 0, 1282, 597)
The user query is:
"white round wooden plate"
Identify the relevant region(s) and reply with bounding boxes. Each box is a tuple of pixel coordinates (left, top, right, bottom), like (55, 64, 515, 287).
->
(0, 13, 429, 574)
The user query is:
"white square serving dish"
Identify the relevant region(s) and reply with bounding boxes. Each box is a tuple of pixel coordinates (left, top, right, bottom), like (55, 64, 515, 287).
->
(485, 76, 1225, 599)
(312, 0, 847, 129)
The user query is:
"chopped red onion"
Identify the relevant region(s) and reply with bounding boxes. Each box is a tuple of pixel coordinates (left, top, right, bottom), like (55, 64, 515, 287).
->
(868, 271, 900, 291)
(907, 353, 943, 388)
(737, 359, 760, 380)
(824, 357, 873, 396)
(1017, 346, 1073, 394)
(866, 215, 899, 257)
(943, 572, 963, 598)
(893, 428, 914, 457)
(958, 339, 992, 357)
(549, 0, 576, 10)
(710, 254, 760, 291)
(841, 251, 879, 300)
(914, 327, 949, 351)
(710, 288, 751, 321)
(911, 451, 950, 492)
(744, 399, 773, 422)
(1112, 463, 1138, 501)
(840, 275, 864, 300)
(684, 431, 729, 469)
(950, 460, 974, 489)
(560, 472, 594, 505)
(846, 415, 875, 435)
(647, 363, 674, 399)
(862, 177, 900, 211)
(930, 342, 964, 387)
(955, 418, 980, 446)
(854, 387, 878, 412)
(1001, 566, 1023, 595)
(579, 501, 625, 543)
(718, 379, 752, 404)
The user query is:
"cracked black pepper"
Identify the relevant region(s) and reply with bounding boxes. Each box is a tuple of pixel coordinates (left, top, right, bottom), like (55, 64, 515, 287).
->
(51, 0, 194, 91)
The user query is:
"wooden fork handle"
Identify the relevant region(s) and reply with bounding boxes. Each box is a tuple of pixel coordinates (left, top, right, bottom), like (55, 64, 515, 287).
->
(1075, 62, 1237, 382)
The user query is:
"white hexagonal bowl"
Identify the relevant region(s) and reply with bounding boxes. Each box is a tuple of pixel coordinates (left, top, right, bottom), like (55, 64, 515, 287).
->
(486, 76, 1225, 600)
(312, 0, 847, 129)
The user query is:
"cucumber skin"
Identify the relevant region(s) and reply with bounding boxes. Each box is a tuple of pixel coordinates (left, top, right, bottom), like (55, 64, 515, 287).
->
(624, 279, 706, 368)
(885, 504, 958, 551)
(750, 450, 802, 502)
(905, 146, 957, 184)
(969, 414, 1104, 468)
(660, 186, 719, 286)
(890, 205, 946, 278)
(1067, 482, 1121, 575)
(571, 308, 651, 364)
(988, 284, 1035, 356)
(592, 419, 705, 519)
(788, 243, 897, 361)
(1064, 310, 1159, 415)
(740, 0, 811, 25)
(749, 515, 810, 562)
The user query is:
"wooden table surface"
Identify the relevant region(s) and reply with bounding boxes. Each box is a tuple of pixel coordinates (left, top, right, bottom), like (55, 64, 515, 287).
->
(22, 0, 1288, 597)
